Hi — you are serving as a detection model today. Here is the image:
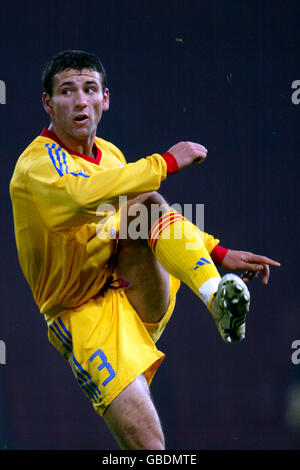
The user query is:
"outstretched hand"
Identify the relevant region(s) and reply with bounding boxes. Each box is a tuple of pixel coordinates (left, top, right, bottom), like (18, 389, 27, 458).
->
(221, 249, 281, 285)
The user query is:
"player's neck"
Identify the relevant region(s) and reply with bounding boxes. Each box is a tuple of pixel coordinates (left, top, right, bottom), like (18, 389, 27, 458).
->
(48, 123, 96, 158)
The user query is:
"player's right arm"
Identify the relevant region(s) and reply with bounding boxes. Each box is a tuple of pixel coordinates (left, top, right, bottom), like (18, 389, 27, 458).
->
(24, 140, 207, 231)
(26, 152, 166, 230)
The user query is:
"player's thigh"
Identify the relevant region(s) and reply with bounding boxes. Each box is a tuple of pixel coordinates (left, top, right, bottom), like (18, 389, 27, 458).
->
(116, 191, 171, 323)
(117, 236, 170, 323)
(103, 374, 165, 450)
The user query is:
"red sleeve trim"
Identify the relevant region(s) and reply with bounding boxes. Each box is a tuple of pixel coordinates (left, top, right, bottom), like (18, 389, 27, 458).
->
(210, 245, 228, 266)
(162, 152, 179, 174)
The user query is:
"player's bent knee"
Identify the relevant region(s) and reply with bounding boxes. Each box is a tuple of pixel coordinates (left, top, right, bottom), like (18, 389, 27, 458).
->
(127, 191, 170, 223)
(132, 191, 167, 206)
(142, 192, 169, 218)
(144, 191, 167, 206)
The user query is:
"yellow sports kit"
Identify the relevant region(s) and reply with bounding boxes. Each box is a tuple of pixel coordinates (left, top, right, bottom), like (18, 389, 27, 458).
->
(10, 128, 223, 415)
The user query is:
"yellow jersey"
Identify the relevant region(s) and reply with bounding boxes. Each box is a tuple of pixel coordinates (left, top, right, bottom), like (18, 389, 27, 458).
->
(10, 128, 169, 321)
(10, 128, 222, 323)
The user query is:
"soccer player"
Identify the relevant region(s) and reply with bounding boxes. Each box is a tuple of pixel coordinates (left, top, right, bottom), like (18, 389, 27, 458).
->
(9, 50, 280, 450)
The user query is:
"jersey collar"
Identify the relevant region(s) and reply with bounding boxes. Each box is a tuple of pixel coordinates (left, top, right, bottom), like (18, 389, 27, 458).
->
(40, 128, 102, 165)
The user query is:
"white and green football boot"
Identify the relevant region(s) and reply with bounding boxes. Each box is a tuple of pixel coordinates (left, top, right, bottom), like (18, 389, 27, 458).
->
(210, 273, 250, 344)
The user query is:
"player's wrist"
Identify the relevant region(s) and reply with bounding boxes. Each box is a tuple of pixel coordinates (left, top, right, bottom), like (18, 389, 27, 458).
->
(210, 244, 228, 266)
(161, 152, 179, 174)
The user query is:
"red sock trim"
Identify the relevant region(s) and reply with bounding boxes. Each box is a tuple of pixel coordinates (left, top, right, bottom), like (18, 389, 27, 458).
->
(148, 212, 184, 252)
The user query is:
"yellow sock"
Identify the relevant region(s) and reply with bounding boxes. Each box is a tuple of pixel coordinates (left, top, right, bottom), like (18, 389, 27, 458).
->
(148, 211, 221, 310)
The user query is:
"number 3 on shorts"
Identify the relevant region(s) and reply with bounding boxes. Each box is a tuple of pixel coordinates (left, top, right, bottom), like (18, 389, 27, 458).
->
(89, 349, 116, 386)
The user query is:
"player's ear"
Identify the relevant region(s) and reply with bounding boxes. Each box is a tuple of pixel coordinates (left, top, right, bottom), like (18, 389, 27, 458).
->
(102, 88, 110, 112)
(42, 92, 54, 115)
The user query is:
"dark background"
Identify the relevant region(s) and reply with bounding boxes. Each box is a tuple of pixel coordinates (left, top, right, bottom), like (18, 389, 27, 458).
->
(0, 0, 299, 450)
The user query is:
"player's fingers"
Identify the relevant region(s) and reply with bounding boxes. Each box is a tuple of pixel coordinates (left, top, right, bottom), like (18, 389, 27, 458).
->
(194, 143, 207, 153)
(261, 265, 270, 285)
(241, 270, 259, 282)
(245, 253, 281, 267)
(194, 156, 206, 163)
(193, 143, 208, 162)
(245, 270, 259, 279)
(241, 273, 250, 282)
(194, 149, 207, 162)
(241, 262, 264, 272)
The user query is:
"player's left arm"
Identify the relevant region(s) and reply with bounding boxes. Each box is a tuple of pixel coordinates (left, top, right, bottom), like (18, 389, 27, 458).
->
(221, 249, 281, 285)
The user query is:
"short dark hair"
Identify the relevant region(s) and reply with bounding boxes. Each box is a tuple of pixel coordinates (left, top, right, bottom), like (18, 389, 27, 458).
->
(42, 50, 108, 96)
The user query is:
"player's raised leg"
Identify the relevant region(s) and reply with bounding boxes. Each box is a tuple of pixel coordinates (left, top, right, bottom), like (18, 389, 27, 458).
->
(103, 374, 165, 450)
(117, 191, 250, 343)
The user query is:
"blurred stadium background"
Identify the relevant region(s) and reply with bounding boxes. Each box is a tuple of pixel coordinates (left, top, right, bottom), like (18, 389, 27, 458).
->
(0, 0, 299, 450)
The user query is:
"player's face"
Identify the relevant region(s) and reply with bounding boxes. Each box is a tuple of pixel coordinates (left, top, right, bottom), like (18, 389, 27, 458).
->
(44, 68, 109, 142)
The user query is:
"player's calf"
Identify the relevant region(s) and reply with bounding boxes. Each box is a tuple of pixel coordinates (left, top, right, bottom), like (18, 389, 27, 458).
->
(103, 374, 165, 450)
(117, 235, 170, 324)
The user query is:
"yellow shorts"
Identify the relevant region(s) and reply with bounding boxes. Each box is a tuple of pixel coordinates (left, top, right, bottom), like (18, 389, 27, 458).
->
(47, 273, 180, 416)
